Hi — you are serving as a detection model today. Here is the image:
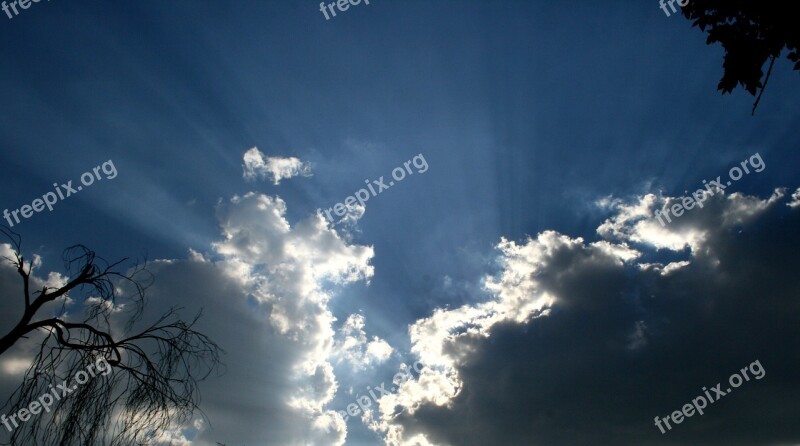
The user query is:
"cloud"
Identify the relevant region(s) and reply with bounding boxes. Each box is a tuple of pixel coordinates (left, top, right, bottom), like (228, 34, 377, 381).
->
(595, 188, 785, 252)
(3, 168, 798, 446)
(0, 187, 374, 445)
(190, 191, 373, 444)
(333, 314, 394, 371)
(788, 187, 800, 208)
(0, 357, 32, 376)
(370, 188, 800, 445)
(328, 202, 366, 229)
(242, 147, 313, 184)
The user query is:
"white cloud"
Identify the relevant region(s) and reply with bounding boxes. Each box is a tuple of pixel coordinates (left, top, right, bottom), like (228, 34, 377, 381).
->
(596, 193, 707, 251)
(721, 188, 785, 225)
(0, 357, 31, 376)
(596, 189, 787, 253)
(328, 202, 366, 228)
(787, 187, 800, 208)
(242, 147, 312, 184)
(333, 314, 394, 371)
(203, 191, 373, 443)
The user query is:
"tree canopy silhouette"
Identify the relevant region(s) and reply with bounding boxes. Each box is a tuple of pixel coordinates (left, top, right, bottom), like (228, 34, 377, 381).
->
(681, 1, 800, 114)
(0, 227, 223, 445)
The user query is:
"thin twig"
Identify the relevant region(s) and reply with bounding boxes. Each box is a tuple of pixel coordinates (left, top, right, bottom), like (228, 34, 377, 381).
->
(752, 55, 777, 115)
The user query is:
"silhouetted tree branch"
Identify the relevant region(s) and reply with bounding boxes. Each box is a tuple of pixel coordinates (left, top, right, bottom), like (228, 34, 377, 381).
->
(0, 227, 223, 445)
(682, 1, 800, 114)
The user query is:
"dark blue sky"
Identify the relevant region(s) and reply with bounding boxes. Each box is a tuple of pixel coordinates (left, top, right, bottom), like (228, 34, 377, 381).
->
(1, 1, 799, 445)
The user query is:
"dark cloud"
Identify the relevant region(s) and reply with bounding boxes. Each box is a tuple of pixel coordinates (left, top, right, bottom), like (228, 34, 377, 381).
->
(385, 192, 800, 446)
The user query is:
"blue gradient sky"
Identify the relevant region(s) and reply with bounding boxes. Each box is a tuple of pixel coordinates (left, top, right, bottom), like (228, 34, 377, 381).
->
(1, 1, 799, 445)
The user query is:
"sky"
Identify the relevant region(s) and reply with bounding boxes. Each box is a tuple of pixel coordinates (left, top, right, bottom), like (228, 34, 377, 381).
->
(1, 0, 800, 445)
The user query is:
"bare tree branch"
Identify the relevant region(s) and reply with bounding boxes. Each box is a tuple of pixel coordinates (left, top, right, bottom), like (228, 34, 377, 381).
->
(0, 232, 223, 445)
